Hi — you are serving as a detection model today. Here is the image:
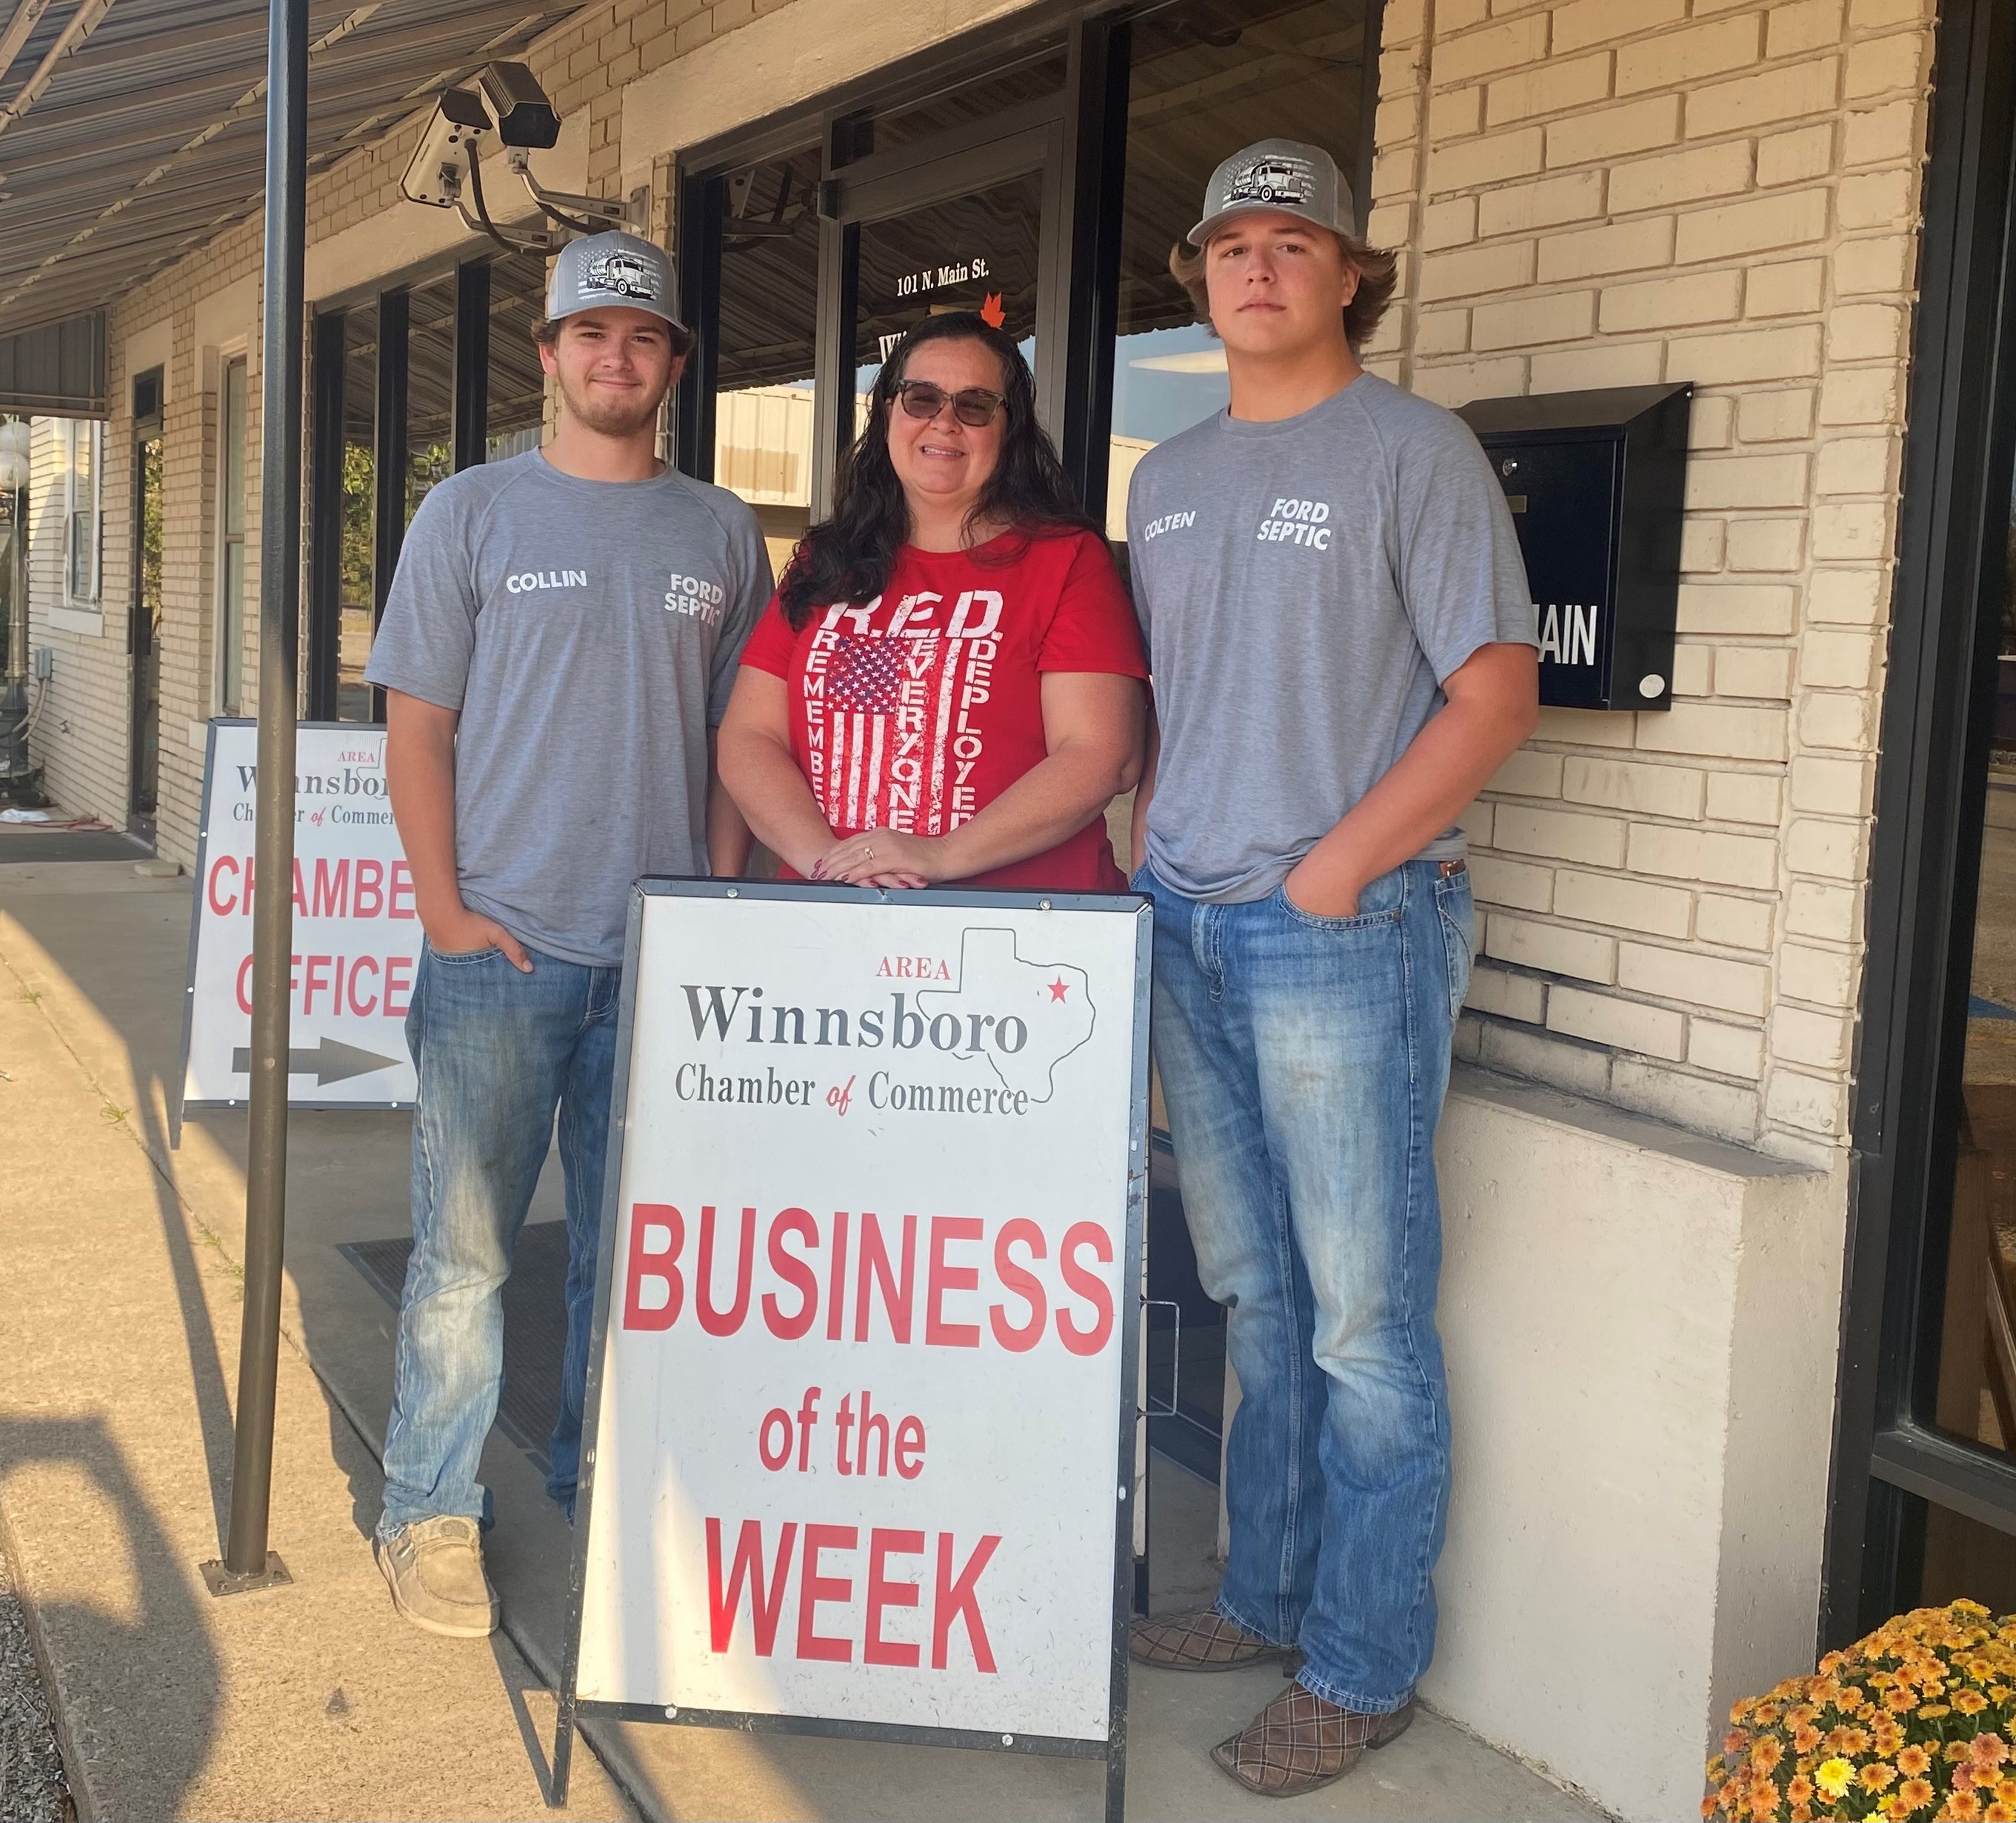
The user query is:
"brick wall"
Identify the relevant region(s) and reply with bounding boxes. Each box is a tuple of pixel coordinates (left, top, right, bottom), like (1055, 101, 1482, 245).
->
(1362, 0, 1932, 1162)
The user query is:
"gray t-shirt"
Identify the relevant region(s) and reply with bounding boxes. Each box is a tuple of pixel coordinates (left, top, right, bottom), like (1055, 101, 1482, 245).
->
(364, 450, 771, 967)
(1127, 372, 1535, 903)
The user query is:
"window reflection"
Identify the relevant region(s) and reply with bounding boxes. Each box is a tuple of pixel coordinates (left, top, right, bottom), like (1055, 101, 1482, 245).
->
(407, 273, 457, 526)
(487, 250, 548, 463)
(337, 308, 378, 723)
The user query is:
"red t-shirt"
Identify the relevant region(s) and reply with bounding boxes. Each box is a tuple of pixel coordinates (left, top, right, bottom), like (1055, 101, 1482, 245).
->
(738, 526, 1147, 891)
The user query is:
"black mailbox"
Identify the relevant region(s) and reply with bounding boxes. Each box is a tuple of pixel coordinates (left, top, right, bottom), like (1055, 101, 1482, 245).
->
(1455, 382, 1691, 711)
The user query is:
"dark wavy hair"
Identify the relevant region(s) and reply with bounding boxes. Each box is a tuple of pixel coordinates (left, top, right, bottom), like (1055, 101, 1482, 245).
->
(776, 313, 1100, 628)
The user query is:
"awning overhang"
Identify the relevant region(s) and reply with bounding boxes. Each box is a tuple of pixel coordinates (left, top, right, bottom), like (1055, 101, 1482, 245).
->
(0, 308, 106, 416)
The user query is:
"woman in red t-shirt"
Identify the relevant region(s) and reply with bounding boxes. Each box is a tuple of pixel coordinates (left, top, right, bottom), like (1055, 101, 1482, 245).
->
(718, 314, 1147, 893)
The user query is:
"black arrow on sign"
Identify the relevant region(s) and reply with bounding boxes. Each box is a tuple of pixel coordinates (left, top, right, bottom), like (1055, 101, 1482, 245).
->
(230, 1037, 400, 1087)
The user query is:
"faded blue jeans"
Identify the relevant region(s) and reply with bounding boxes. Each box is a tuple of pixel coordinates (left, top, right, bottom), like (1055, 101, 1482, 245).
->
(1141, 857, 1472, 1715)
(378, 939, 620, 1539)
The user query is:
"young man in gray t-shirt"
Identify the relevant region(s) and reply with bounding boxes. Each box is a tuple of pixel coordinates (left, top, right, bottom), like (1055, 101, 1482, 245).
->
(363, 233, 770, 1640)
(1124, 141, 1538, 1796)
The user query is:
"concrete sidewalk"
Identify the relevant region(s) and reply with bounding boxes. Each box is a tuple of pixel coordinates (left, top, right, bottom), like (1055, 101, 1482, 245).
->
(0, 858, 1609, 1822)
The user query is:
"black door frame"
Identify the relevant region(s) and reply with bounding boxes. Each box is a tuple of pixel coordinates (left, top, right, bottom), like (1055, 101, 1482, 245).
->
(1823, 0, 2016, 1643)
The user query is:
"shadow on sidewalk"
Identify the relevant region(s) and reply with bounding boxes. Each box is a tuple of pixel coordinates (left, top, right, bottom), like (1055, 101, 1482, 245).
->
(0, 1415, 221, 1820)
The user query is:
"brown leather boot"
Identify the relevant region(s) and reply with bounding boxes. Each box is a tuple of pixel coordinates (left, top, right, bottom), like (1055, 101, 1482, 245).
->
(1127, 1609, 1301, 1673)
(1211, 1684, 1416, 1796)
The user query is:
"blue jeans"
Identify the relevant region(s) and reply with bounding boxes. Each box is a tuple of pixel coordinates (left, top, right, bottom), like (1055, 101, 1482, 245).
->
(378, 939, 620, 1538)
(1141, 858, 1472, 1714)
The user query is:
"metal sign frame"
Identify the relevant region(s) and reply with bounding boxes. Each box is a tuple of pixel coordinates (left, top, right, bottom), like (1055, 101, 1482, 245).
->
(550, 876, 1151, 1823)
(176, 716, 414, 1127)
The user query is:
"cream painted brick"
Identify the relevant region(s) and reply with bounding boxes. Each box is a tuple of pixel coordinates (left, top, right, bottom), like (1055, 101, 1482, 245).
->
(1670, 644, 1716, 696)
(1799, 690, 1879, 750)
(1373, 145, 1423, 201)
(1835, 234, 1915, 295)
(1808, 569, 1889, 624)
(1839, 172, 1915, 237)
(1844, 31, 1929, 101)
(1378, 94, 1421, 145)
(1554, 869, 1694, 939)
(1435, 13, 1549, 84)
(1475, 171, 1607, 238)
(1486, 914, 1619, 984)
(1469, 855, 1555, 913)
(1492, 804, 1630, 867)
(1629, 824, 1780, 888)
(1421, 197, 1479, 250)
(1489, 750, 1565, 798)
(1459, 800, 1496, 847)
(1789, 754, 1875, 816)
(1800, 630, 1882, 690)
(1705, 772, 1784, 824)
(1637, 699, 1789, 761)
(1546, 986, 1687, 1061)
(1418, 239, 1538, 300)
(1600, 270, 1743, 333)
(1713, 647, 1796, 699)
(1686, 56, 1840, 138)
(1417, 310, 1472, 356)
(1815, 436, 1896, 496)
(1786, 879, 1863, 944)
(1812, 501, 1893, 562)
(1737, 388, 1818, 443)
(1486, 53, 1614, 128)
(1609, 1060, 1760, 1143)
(1536, 707, 1639, 750)
(1667, 324, 1822, 386)
(1562, 755, 1706, 818)
(1755, 124, 1836, 189)
(1826, 303, 1907, 365)
(1466, 964, 1549, 1023)
(1472, 291, 1597, 350)
(1552, 0, 1685, 55)
(1615, 14, 1760, 94)
(1843, 98, 1920, 167)
(1780, 942, 1859, 1007)
(1538, 216, 1675, 282)
(1675, 192, 1830, 264)
(1545, 96, 1681, 168)
(1429, 85, 1484, 139)
(1772, 1004, 1854, 1070)
(1608, 141, 1754, 215)
(1412, 356, 1529, 407)
(1850, 0, 1932, 24)
(1381, 0, 1426, 40)
(1683, 453, 1810, 510)
(1745, 260, 1827, 319)
(1368, 202, 1415, 248)
(1690, 396, 1736, 450)
(1818, 366, 1904, 425)
(1620, 940, 1770, 1016)
(1767, 0, 1844, 58)
(1675, 581, 1798, 634)
(1786, 816, 1869, 880)
(1682, 519, 1728, 572)
(1531, 341, 1664, 390)
(1479, 1019, 1615, 1095)
(1699, 893, 1775, 950)
(1691, 1019, 1766, 1079)
(1725, 518, 1807, 571)
(1766, 1068, 1849, 1139)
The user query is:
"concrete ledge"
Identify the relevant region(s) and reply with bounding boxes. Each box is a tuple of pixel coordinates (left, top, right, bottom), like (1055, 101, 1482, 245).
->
(1428, 1064, 1846, 1822)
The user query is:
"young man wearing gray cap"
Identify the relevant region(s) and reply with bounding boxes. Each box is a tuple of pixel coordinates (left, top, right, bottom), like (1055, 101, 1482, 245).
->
(365, 231, 771, 1638)
(1125, 141, 1539, 1793)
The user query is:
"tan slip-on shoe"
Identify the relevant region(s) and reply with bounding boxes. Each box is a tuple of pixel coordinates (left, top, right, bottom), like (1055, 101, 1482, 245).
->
(375, 1515, 499, 1639)
(1128, 1609, 1301, 1674)
(1211, 1684, 1416, 1796)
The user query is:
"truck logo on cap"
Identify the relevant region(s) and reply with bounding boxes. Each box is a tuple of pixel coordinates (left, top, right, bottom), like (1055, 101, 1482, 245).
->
(1224, 155, 1314, 207)
(584, 250, 659, 300)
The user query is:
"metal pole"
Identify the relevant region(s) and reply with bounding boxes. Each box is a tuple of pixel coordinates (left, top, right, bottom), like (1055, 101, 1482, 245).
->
(216, 0, 307, 1589)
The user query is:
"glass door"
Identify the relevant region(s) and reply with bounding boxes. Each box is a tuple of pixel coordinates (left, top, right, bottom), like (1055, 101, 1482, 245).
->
(128, 370, 163, 842)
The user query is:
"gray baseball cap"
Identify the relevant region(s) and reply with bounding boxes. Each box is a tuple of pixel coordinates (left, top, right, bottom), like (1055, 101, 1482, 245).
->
(544, 230, 684, 328)
(1186, 139, 1358, 247)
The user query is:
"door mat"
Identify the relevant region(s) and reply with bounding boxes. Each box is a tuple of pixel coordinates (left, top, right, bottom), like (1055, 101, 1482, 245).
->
(340, 1220, 570, 1473)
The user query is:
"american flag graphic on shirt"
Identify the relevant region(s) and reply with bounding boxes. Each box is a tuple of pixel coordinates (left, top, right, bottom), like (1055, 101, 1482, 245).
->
(803, 590, 1001, 835)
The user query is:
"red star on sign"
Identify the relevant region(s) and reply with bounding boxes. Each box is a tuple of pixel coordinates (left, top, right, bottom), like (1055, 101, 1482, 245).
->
(1049, 976, 1070, 1003)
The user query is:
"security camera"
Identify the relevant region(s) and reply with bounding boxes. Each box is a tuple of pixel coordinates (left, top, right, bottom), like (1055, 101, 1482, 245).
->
(476, 62, 560, 150)
(398, 85, 490, 210)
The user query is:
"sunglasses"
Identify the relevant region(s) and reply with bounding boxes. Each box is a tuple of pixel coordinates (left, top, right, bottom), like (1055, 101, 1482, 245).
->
(891, 379, 1005, 427)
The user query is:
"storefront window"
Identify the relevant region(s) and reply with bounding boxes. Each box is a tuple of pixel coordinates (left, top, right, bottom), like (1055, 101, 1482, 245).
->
(487, 249, 547, 463)
(407, 272, 457, 525)
(336, 309, 378, 722)
(218, 358, 247, 716)
(1104, 0, 1373, 542)
(844, 45, 1065, 161)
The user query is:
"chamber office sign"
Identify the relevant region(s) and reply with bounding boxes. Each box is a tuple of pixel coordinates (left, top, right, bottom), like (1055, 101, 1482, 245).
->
(553, 881, 1149, 1819)
(179, 720, 418, 1113)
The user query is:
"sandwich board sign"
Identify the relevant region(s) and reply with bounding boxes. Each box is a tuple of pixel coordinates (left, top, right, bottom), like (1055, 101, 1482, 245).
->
(179, 719, 418, 1113)
(552, 879, 1149, 1819)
